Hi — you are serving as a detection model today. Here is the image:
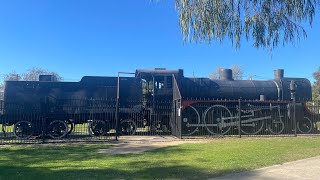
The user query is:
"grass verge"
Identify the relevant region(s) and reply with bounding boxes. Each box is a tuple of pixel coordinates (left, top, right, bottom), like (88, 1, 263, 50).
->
(1, 137, 320, 179)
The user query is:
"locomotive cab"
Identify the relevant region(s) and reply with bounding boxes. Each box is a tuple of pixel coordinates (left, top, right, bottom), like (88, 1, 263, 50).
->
(134, 68, 184, 132)
(135, 68, 184, 102)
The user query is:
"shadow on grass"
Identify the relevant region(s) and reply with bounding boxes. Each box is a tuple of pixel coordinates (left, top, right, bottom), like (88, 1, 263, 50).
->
(0, 144, 112, 162)
(0, 144, 251, 179)
(0, 165, 248, 180)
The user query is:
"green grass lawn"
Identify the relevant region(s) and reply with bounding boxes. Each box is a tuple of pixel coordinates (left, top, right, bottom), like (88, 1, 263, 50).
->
(0, 124, 13, 132)
(1, 137, 320, 180)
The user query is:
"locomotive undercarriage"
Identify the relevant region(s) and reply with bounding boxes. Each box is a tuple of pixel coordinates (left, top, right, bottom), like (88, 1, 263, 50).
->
(3, 119, 71, 139)
(3, 106, 171, 139)
(181, 102, 315, 136)
(0, 115, 76, 139)
(4, 118, 133, 139)
(1, 101, 316, 139)
(4, 119, 119, 139)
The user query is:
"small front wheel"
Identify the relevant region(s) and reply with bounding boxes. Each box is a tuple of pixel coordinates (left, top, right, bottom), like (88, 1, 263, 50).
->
(297, 117, 313, 134)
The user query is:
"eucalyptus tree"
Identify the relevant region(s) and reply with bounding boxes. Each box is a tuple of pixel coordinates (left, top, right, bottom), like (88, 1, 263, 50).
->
(176, 0, 318, 51)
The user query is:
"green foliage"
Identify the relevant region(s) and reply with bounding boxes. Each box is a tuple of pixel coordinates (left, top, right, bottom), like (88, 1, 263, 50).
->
(2, 138, 320, 179)
(312, 85, 320, 101)
(0, 86, 3, 99)
(176, 0, 318, 51)
(313, 66, 320, 100)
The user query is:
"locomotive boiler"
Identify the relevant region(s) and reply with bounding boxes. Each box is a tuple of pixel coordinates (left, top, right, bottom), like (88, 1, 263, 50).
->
(0, 68, 316, 139)
(179, 69, 311, 101)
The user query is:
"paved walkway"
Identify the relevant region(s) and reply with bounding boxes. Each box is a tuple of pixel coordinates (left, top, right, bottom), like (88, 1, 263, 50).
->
(214, 156, 320, 180)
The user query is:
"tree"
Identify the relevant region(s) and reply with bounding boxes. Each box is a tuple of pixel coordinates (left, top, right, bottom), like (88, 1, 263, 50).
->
(210, 66, 224, 80)
(210, 64, 243, 80)
(22, 67, 62, 81)
(2, 71, 21, 81)
(0, 84, 3, 100)
(175, 0, 318, 51)
(312, 67, 320, 101)
(1, 68, 62, 83)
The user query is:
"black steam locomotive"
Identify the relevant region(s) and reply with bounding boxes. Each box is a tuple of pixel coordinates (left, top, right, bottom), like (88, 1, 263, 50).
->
(177, 69, 314, 136)
(0, 68, 316, 139)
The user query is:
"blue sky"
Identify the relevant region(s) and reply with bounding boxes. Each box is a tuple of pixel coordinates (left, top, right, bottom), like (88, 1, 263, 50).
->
(0, 0, 319, 82)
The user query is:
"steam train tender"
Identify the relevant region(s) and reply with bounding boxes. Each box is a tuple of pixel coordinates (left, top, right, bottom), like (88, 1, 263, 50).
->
(0, 69, 181, 139)
(0, 68, 316, 139)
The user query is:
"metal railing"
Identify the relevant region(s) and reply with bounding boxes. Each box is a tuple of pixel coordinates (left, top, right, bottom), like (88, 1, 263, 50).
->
(1, 98, 319, 144)
(0, 99, 173, 144)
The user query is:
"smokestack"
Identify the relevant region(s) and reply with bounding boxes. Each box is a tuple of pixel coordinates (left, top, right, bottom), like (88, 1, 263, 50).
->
(220, 69, 233, 80)
(274, 69, 284, 80)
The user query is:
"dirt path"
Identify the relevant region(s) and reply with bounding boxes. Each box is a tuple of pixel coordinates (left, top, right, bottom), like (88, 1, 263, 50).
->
(98, 136, 211, 155)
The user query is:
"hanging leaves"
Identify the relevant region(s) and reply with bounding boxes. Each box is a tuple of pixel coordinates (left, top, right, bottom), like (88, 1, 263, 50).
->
(176, 0, 317, 51)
